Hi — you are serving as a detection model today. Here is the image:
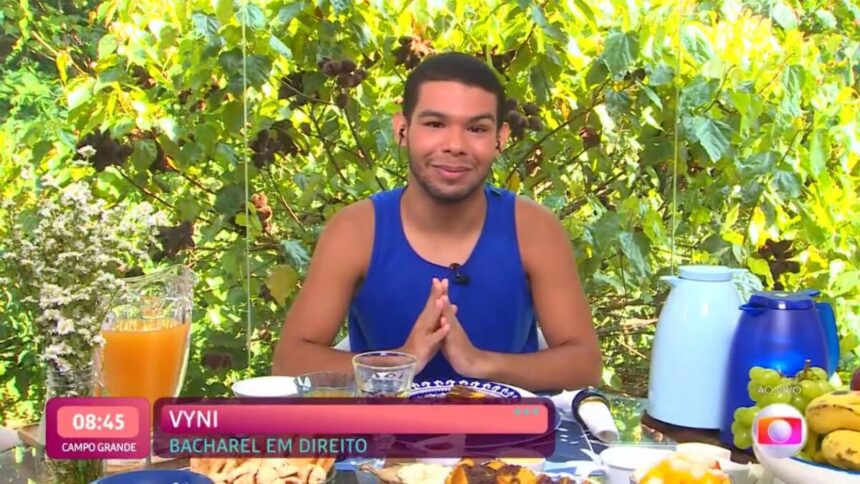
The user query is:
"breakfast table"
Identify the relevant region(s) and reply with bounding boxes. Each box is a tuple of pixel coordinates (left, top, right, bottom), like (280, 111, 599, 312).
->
(0, 393, 698, 483)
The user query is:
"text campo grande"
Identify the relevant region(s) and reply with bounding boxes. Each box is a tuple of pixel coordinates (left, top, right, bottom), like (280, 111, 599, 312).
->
(61, 442, 138, 452)
(168, 437, 369, 456)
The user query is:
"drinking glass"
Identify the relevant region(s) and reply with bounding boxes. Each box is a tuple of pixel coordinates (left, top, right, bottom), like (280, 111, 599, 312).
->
(296, 372, 356, 397)
(352, 351, 417, 398)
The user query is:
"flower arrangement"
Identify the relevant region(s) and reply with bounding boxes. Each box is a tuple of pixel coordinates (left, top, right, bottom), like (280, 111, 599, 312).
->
(4, 181, 165, 380)
(1, 181, 166, 482)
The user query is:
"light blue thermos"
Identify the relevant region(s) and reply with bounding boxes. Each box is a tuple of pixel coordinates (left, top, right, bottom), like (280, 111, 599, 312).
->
(647, 265, 745, 429)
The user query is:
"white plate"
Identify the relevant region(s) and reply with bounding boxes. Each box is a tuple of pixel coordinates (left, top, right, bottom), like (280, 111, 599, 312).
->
(409, 379, 536, 400)
(231, 376, 298, 397)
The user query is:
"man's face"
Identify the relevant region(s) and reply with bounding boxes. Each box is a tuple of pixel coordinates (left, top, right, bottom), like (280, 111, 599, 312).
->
(403, 81, 506, 203)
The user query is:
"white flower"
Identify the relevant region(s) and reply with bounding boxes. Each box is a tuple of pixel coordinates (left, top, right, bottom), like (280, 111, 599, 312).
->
(4, 182, 166, 378)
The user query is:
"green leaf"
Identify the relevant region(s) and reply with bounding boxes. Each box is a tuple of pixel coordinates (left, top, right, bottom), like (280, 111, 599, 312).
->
(131, 139, 158, 171)
(618, 232, 650, 277)
(218, 49, 243, 76)
(780, 65, 804, 116)
(737, 151, 776, 178)
(226, 55, 272, 91)
(111, 118, 136, 138)
(234, 212, 262, 238)
(605, 89, 631, 118)
(192, 12, 221, 42)
(680, 77, 719, 111)
(194, 123, 218, 151)
(602, 31, 639, 77)
(814, 10, 837, 29)
(98, 35, 117, 58)
(214, 184, 246, 214)
(643, 209, 667, 245)
(773, 169, 802, 198)
(66, 83, 92, 110)
(278, 3, 303, 24)
(647, 64, 674, 86)
(266, 265, 299, 305)
(222, 101, 245, 132)
(332, 0, 351, 14)
(530, 5, 565, 41)
(269, 35, 292, 58)
(178, 142, 204, 167)
(808, 129, 829, 177)
(236, 4, 265, 30)
(214, 0, 233, 24)
(772, 2, 798, 29)
(176, 197, 202, 222)
(840, 332, 860, 356)
(585, 61, 609, 87)
(529, 66, 552, 104)
(638, 83, 662, 110)
(681, 25, 715, 64)
(748, 258, 774, 286)
(684, 116, 733, 162)
(280, 240, 310, 272)
(214, 143, 239, 167)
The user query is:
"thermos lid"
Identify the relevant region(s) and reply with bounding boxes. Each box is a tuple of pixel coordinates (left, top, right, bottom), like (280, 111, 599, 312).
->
(748, 291, 815, 309)
(679, 265, 734, 282)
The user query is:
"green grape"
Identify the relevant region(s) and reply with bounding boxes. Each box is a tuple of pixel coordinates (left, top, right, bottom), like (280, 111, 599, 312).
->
(810, 367, 828, 381)
(749, 366, 766, 381)
(800, 380, 821, 400)
(759, 368, 781, 387)
(771, 387, 793, 404)
(791, 393, 810, 412)
(731, 419, 744, 436)
(733, 427, 752, 449)
(748, 381, 765, 403)
(818, 380, 833, 395)
(735, 406, 757, 427)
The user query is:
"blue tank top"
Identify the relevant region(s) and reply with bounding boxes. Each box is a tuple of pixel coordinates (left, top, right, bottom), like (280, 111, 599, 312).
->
(347, 184, 538, 382)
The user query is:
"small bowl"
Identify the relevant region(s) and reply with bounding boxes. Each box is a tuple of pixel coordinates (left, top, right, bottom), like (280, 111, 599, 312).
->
(231, 376, 298, 397)
(675, 442, 731, 464)
(716, 457, 754, 484)
(600, 446, 674, 484)
(95, 469, 213, 483)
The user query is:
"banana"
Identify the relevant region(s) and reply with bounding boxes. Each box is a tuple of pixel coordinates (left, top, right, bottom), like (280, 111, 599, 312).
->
(803, 429, 821, 459)
(822, 429, 860, 471)
(805, 390, 860, 435)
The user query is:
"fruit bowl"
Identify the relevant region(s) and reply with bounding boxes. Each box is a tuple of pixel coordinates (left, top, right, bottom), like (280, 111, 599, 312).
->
(753, 440, 860, 484)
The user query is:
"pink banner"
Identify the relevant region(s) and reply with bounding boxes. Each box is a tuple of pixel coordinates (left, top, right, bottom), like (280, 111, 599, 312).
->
(159, 400, 551, 435)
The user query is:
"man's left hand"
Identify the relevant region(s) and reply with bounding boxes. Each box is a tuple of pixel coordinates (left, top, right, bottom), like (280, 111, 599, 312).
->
(438, 295, 488, 379)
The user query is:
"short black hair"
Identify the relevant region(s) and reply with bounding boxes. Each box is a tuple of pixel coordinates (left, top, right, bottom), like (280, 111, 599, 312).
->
(403, 52, 506, 128)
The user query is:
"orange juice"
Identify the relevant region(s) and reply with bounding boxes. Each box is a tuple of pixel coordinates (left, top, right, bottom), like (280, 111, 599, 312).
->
(100, 318, 190, 411)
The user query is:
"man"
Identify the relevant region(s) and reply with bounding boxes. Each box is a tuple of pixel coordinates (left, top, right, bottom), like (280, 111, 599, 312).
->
(272, 52, 601, 392)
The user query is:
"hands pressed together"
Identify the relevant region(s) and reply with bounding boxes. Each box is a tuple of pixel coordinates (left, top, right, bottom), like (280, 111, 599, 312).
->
(398, 278, 487, 377)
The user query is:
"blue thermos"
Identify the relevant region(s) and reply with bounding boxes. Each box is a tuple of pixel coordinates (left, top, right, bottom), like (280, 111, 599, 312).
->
(720, 291, 829, 446)
(803, 289, 840, 375)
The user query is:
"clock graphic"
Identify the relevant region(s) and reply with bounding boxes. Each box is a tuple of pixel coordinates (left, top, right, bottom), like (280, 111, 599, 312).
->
(46, 397, 150, 459)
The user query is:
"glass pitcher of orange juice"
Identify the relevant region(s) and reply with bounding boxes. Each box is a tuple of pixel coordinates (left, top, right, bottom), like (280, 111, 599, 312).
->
(97, 265, 195, 414)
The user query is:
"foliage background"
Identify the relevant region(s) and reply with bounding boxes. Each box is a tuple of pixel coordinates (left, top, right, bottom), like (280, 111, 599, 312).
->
(2, 0, 859, 425)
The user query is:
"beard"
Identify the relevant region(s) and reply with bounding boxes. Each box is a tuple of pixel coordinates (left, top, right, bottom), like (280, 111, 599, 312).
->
(407, 152, 492, 204)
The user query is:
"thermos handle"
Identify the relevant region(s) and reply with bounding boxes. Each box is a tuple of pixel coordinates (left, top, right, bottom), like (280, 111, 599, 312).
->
(739, 304, 766, 316)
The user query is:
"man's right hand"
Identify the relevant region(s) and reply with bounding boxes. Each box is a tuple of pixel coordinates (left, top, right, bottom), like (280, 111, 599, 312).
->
(398, 277, 450, 374)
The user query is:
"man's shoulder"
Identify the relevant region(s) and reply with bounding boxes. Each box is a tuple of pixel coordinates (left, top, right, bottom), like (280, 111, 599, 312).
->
(513, 195, 560, 231)
(326, 198, 374, 233)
